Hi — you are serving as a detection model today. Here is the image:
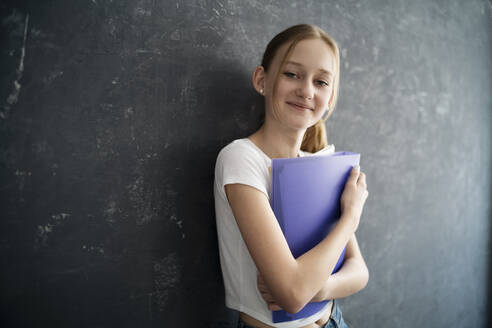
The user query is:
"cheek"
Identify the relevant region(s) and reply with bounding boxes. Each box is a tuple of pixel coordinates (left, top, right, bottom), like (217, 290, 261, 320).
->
(275, 79, 294, 94)
(271, 82, 293, 104)
(317, 90, 332, 107)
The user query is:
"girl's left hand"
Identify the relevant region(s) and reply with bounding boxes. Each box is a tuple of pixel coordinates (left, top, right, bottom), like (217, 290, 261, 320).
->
(257, 273, 283, 311)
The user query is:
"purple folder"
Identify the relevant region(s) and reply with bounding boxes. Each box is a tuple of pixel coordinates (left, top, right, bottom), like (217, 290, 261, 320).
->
(271, 151, 360, 323)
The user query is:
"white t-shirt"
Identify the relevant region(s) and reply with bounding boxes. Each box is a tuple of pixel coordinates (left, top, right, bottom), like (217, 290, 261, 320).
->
(213, 138, 336, 328)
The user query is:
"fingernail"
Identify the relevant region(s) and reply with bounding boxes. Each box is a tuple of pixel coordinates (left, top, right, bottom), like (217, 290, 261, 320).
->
(353, 165, 360, 172)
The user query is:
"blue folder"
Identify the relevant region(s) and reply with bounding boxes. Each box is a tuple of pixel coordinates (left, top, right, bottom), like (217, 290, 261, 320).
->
(271, 151, 360, 323)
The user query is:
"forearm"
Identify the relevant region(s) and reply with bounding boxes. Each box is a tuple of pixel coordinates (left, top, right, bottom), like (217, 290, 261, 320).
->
(315, 257, 369, 301)
(291, 215, 355, 310)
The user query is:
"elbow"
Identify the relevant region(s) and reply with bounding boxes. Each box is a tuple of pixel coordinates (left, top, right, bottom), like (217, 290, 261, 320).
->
(285, 305, 304, 315)
(281, 297, 306, 315)
(274, 290, 303, 314)
(261, 271, 309, 314)
(360, 265, 370, 290)
(280, 284, 312, 314)
(268, 284, 307, 314)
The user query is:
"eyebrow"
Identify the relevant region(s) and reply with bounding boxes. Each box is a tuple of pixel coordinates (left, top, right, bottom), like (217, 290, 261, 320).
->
(285, 61, 334, 77)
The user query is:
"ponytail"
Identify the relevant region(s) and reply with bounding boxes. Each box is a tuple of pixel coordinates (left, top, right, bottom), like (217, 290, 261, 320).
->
(301, 119, 327, 153)
(301, 104, 336, 153)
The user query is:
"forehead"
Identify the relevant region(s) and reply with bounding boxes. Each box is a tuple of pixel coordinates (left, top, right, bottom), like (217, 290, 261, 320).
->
(278, 38, 336, 75)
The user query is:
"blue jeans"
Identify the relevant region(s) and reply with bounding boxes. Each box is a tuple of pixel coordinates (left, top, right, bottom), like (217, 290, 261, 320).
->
(237, 300, 348, 328)
(322, 300, 348, 328)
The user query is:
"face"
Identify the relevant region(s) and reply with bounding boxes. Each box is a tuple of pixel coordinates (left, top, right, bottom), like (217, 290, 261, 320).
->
(262, 38, 336, 130)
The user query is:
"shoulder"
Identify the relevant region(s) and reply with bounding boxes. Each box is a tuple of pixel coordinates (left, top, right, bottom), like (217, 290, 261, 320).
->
(214, 138, 270, 198)
(216, 138, 265, 164)
(218, 138, 250, 155)
(215, 138, 268, 177)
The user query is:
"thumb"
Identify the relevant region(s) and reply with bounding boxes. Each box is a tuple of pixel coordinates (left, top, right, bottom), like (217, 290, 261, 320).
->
(347, 165, 360, 184)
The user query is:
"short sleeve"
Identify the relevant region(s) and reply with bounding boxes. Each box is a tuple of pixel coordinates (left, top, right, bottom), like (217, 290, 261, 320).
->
(214, 143, 269, 201)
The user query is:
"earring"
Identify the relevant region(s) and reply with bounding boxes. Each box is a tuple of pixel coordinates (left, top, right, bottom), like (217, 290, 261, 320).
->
(259, 88, 264, 95)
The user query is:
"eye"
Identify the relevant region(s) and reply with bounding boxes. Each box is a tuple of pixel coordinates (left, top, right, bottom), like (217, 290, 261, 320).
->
(316, 80, 330, 87)
(283, 72, 298, 78)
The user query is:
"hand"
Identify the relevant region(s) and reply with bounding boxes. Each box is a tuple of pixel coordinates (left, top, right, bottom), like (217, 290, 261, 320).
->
(257, 273, 283, 311)
(340, 166, 369, 232)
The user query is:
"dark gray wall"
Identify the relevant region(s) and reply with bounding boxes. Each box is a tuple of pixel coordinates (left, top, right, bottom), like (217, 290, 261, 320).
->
(1, 0, 491, 327)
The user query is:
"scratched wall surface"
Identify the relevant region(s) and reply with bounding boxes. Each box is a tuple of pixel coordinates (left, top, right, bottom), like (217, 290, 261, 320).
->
(1, 0, 491, 327)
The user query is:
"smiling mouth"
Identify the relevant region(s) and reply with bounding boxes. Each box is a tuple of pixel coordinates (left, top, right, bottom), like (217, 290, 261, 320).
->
(287, 102, 312, 111)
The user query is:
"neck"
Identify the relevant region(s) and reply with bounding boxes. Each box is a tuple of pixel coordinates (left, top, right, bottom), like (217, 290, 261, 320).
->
(250, 120, 306, 159)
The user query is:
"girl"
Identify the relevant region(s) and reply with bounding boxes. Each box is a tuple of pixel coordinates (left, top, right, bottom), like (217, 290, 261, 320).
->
(214, 24, 369, 328)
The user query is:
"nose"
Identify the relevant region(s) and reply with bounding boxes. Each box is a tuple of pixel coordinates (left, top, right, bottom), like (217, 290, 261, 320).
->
(296, 80, 314, 100)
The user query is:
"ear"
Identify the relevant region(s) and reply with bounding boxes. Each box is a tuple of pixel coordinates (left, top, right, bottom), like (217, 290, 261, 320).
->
(252, 65, 266, 96)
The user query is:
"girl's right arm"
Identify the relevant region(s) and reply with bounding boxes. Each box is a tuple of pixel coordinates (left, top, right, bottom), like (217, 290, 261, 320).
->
(225, 166, 368, 313)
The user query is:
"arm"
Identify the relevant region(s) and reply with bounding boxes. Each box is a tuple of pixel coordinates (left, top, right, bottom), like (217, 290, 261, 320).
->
(312, 233, 369, 301)
(225, 167, 368, 313)
(258, 233, 369, 310)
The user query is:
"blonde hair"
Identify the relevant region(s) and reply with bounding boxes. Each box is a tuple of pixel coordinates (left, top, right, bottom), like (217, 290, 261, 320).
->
(260, 24, 341, 153)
